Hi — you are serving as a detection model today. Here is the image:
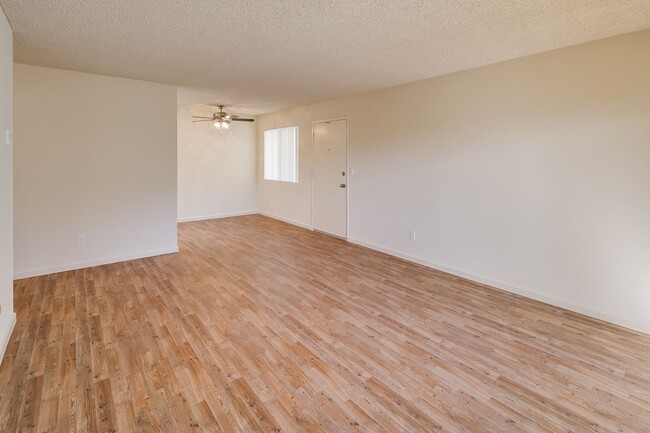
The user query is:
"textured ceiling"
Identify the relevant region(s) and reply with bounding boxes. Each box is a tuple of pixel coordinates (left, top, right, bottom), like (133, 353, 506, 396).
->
(2, 0, 649, 113)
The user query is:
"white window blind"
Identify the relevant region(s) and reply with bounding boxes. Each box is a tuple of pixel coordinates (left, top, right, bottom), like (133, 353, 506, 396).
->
(264, 126, 298, 183)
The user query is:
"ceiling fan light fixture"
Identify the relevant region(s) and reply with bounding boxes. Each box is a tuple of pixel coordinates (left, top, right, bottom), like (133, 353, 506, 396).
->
(213, 119, 230, 129)
(193, 104, 253, 130)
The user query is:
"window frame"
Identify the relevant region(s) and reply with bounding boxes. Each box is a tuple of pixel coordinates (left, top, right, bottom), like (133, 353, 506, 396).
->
(263, 125, 299, 184)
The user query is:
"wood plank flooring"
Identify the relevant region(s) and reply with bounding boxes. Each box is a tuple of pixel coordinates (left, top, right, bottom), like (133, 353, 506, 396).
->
(1, 214, 649, 432)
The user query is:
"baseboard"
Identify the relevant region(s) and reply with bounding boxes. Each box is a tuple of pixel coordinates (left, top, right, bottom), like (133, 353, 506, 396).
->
(14, 246, 179, 280)
(177, 210, 258, 223)
(347, 237, 650, 335)
(0, 312, 16, 364)
(259, 212, 313, 231)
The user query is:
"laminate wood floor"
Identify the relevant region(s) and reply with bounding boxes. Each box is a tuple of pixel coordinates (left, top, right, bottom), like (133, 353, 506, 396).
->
(1, 215, 649, 432)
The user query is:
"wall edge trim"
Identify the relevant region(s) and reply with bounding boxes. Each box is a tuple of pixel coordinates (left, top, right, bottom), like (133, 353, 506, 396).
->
(14, 246, 179, 279)
(177, 211, 258, 223)
(345, 237, 650, 335)
(259, 212, 313, 230)
(0, 312, 16, 364)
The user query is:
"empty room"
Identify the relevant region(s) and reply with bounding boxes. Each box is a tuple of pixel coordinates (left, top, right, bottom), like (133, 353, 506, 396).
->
(0, 1, 649, 432)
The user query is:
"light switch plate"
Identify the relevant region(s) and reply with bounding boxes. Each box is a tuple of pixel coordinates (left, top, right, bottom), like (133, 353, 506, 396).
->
(5, 129, 12, 146)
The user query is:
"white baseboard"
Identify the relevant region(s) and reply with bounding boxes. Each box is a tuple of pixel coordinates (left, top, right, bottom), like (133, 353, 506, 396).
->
(14, 246, 179, 280)
(259, 212, 313, 231)
(177, 210, 258, 223)
(0, 312, 16, 364)
(347, 237, 650, 335)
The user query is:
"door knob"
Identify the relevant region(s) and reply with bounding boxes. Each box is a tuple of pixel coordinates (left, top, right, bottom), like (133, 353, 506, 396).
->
(340, 184, 346, 188)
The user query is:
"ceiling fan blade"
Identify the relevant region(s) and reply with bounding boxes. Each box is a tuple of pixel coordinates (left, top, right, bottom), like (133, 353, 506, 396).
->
(231, 118, 255, 122)
(192, 116, 213, 119)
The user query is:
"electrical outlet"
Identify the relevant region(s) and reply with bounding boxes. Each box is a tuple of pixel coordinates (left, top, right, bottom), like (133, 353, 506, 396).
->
(409, 230, 416, 241)
(77, 234, 86, 246)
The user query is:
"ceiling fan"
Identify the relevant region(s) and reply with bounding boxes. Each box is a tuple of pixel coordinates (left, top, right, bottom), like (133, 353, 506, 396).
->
(192, 105, 255, 129)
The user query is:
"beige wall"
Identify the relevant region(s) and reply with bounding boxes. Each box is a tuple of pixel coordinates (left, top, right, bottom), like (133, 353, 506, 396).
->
(177, 103, 257, 221)
(0, 7, 14, 359)
(14, 64, 178, 278)
(258, 30, 650, 332)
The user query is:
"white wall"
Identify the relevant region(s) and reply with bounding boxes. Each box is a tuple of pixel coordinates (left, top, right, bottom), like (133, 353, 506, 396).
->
(0, 6, 15, 360)
(177, 104, 257, 222)
(258, 30, 650, 333)
(14, 64, 178, 278)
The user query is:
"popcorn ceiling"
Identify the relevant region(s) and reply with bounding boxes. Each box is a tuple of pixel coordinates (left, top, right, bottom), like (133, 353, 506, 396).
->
(2, 0, 649, 113)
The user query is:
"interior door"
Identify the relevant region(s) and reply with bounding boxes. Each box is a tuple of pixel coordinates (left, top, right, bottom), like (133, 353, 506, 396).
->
(313, 119, 347, 238)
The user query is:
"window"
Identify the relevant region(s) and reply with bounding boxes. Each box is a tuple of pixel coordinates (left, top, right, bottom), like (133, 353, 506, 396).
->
(264, 126, 298, 183)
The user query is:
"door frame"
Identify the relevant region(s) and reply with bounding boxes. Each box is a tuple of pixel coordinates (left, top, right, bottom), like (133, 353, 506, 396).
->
(311, 117, 349, 239)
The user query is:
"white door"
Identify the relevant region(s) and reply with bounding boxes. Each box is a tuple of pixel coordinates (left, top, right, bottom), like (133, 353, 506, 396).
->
(313, 119, 347, 238)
